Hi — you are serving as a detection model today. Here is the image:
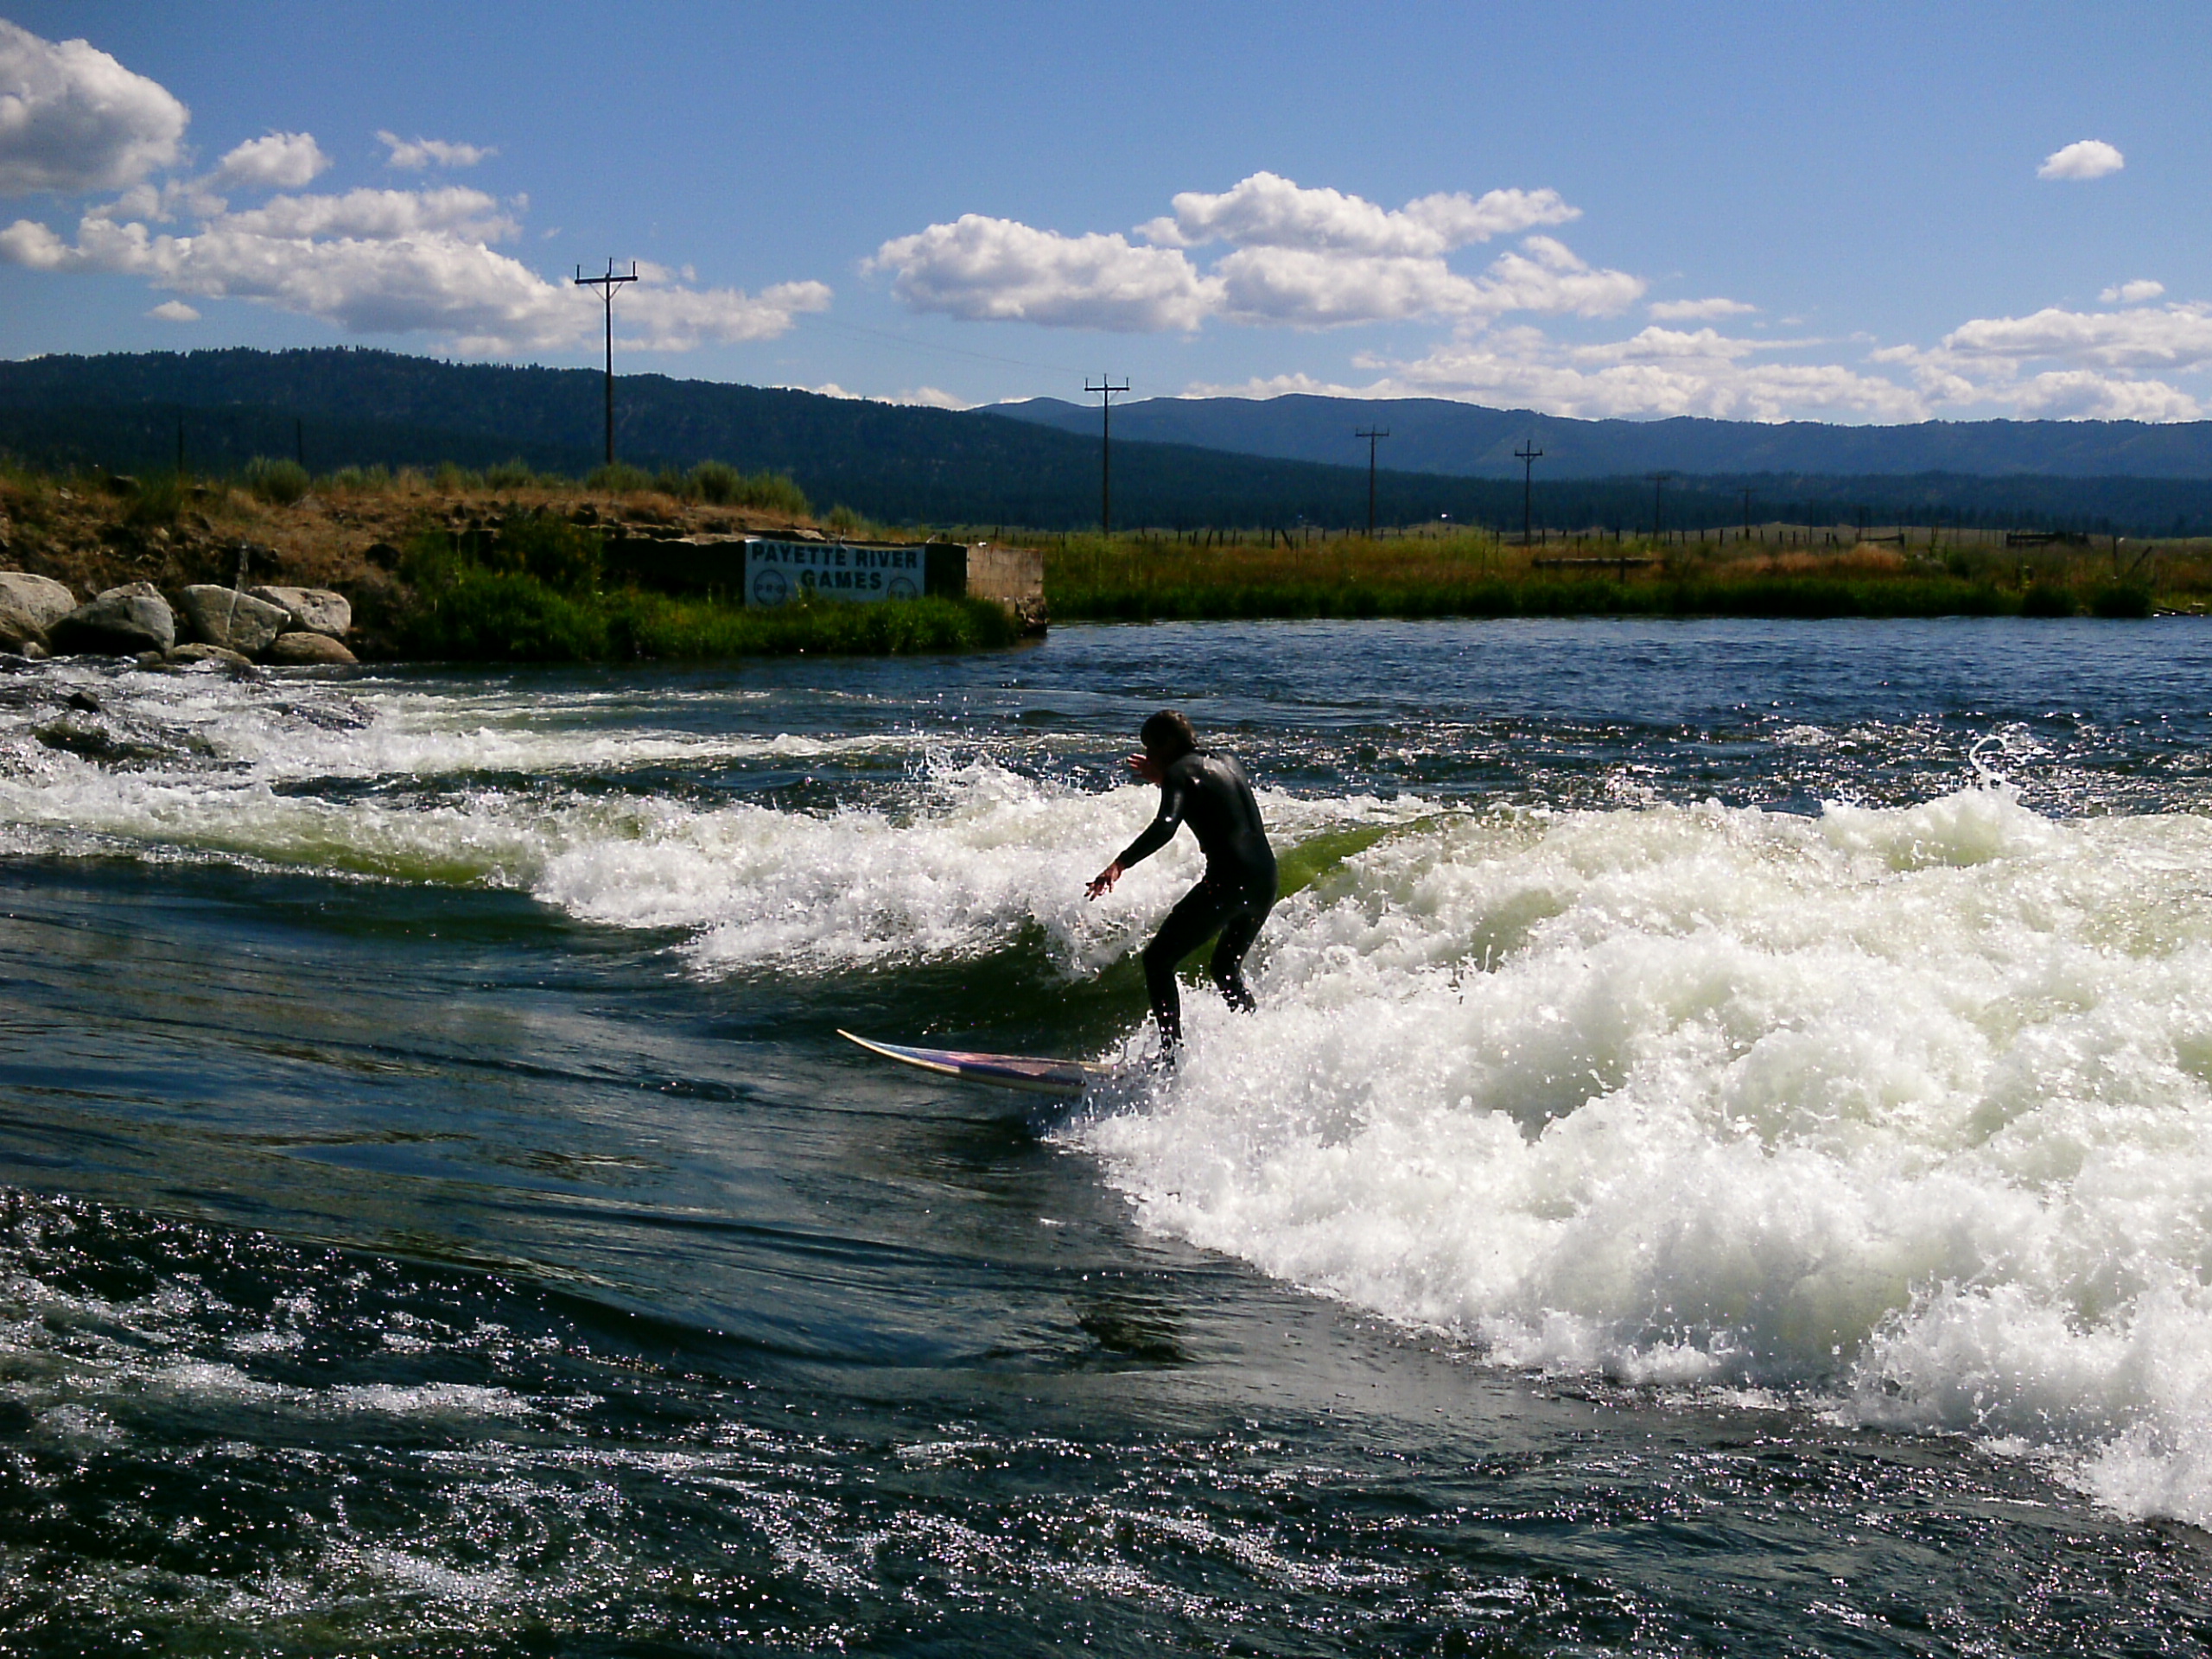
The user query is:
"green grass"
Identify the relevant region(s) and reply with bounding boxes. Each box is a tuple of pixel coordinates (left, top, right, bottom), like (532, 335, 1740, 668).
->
(1039, 532, 2183, 622)
(1050, 572, 2037, 621)
(244, 454, 310, 505)
(392, 524, 1018, 663)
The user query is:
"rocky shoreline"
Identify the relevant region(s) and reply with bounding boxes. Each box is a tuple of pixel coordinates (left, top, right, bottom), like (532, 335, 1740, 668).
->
(0, 571, 358, 671)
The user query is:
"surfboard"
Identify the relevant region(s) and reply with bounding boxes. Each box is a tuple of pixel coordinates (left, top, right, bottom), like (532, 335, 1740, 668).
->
(837, 1029, 1113, 1097)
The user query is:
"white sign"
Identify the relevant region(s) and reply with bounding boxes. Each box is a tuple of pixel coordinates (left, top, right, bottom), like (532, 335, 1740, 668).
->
(745, 539, 925, 607)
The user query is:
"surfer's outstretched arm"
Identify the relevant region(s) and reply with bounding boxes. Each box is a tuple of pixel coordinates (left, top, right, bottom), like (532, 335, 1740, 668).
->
(1087, 751, 1181, 899)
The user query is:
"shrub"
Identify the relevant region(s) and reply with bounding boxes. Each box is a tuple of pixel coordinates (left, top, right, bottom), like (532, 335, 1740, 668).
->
(2020, 582, 2079, 617)
(244, 454, 310, 505)
(490, 510, 602, 592)
(687, 460, 743, 504)
(734, 470, 810, 516)
(397, 568, 611, 662)
(432, 461, 484, 493)
(677, 459, 810, 515)
(327, 465, 391, 493)
(483, 457, 540, 491)
(123, 471, 187, 526)
(2089, 581, 2153, 619)
(586, 461, 655, 494)
(826, 504, 867, 534)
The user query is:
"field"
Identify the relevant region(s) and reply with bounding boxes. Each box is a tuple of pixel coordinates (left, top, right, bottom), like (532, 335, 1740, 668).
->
(1035, 522, 2202, 620)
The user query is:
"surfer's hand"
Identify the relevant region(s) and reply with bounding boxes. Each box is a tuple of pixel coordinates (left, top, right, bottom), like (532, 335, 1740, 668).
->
(1086, 861, 1122, 899)
(1127, 753, 1166, 785)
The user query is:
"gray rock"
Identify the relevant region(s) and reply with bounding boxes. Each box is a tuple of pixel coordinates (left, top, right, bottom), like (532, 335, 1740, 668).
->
(49, 582, 175, 656)
(179, 584, 289, 656)
(265, 631, 358, 666)
(165, 644, 256, 671)
(248, 584, 351, 637)
(0, 573, 77, 649)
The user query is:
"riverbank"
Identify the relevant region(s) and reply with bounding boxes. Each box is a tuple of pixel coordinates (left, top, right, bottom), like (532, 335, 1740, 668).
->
(0, 461, 1020, 663)
(1042, 530, 2195, 620)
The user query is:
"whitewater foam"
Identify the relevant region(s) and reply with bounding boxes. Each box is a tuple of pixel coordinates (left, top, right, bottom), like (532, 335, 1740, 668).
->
(0, 664, 1407, 969)
(1076, 784, 2212, 1528)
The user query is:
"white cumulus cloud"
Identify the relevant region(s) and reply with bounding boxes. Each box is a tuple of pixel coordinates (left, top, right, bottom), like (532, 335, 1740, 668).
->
(2037, 139, 2125, 181)
(613, 269, 831, 353)
(2101, 279, 2164, 305)
(146, 298, 197, 321)
(1649, 296, 1756, 321)
(2011, 369, 2198, 421)
(866, 213, 1218, 332)
(1363, 323, 1925, 422)
(0, 18, 188, 194)
(1144, 172, 1574, 256)
(217, 185, 518, 242)
(213, 130, 330, 190)
(3, 184, 829, 354)
(378, 130, 495, 169)
(872, 176, 1632, 334)
(1942, 303, 2212, 372)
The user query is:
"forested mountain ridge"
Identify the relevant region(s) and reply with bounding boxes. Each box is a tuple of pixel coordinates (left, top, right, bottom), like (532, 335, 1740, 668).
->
(3, 348, 2211, 534)
(989, 393, 2212, 480)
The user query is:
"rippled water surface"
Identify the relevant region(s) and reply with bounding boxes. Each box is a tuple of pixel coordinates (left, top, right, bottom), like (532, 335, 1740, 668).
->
(5, 617, 2212, 1655)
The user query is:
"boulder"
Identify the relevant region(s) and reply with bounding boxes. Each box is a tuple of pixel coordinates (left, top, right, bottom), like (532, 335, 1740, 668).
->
(0, 571, 77, 649)
(49, 582, 175, 656)
(179, 584, 289, 656)
(265, 631, 358, 666)
(248, 584, 351, 638)
(165, 643, 256, 671)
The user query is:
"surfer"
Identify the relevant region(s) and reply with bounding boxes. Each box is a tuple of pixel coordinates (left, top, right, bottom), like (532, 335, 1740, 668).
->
(1086, 710, 1277, 1052)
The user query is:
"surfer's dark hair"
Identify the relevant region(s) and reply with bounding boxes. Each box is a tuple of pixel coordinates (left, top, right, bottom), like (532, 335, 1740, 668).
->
(1141, 709, 1198, 760)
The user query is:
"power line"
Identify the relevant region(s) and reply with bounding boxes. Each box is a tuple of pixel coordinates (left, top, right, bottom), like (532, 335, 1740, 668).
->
(575, 260, 638, 466)
(1515, 438, 1544, 546)
(1356, 426, 1390, 536)
(1086, 376, 1130, 533)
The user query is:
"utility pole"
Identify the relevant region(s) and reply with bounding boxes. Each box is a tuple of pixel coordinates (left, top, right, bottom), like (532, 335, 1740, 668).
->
(1356, 425, 1390, 537)
(1086, 376, 1129, 533)
(1515, 439, 1543, 546)
(575, 260, 638, 467)
(1646, 471, 1677, 542)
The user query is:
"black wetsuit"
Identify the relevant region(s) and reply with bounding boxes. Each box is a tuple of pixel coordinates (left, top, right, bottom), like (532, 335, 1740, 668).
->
(1115, 748, 1277, 1046)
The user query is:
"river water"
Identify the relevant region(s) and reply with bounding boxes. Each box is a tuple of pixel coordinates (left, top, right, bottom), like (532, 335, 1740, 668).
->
(3, 618, 2210, 1655)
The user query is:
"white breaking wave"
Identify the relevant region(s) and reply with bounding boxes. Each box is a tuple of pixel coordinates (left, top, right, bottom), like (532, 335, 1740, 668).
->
(0, 664, 1401, 969)
(1077, 785, 2212, 1528)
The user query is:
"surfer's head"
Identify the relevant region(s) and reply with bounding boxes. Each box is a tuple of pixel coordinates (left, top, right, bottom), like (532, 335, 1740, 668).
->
(1141, 709, 1198, 763)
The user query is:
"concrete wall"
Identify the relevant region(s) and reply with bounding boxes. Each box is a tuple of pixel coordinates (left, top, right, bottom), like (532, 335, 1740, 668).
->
(962, 543, 1045, 613)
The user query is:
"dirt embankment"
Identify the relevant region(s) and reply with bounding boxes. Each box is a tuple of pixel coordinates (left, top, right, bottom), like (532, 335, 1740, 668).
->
(0, 476, 821, 659)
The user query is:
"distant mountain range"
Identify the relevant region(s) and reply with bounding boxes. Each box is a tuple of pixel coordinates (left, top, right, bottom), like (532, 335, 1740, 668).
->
(988, 394, 2212, 480)
(3, 349, 2211, 535)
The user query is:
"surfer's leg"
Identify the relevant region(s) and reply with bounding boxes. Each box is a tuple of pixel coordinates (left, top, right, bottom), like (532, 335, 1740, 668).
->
(1144, 882, 1233, 1049)
(1208, 895, 1271, 1013)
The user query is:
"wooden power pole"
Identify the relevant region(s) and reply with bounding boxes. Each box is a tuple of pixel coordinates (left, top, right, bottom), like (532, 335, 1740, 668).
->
(1356, 425, 1390, 536)
(1515, 439, 1543, 545)
(1086, 376, 1130, 532)
(575, 260, 638, 466)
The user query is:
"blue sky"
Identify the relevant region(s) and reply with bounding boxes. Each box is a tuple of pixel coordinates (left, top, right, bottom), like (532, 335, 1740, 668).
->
(2, 3, 2206, 423)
